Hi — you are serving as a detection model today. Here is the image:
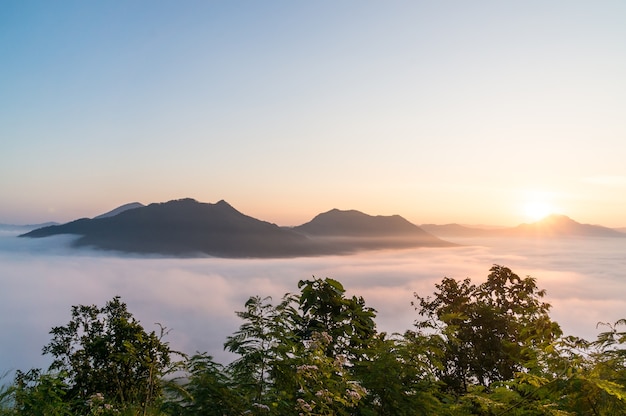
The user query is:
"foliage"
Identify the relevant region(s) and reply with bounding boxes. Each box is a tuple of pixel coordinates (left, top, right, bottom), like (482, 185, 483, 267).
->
(413, 265, 562, 394)
(551, 319, 626, 415)
(288, 331, 366, 415)
(164, 353, 244, 416)
(42, 296, 179, 414)
(354, 331, 441, 415)
(297, 277, 377, 362)
(223, 294, 297, 411)
(3, 266, 626, 415)
(223, 278, 375, 414)
(7, 369, 72, 416)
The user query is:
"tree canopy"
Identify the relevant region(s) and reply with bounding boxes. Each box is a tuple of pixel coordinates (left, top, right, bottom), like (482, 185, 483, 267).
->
(2, 266, 626, 415)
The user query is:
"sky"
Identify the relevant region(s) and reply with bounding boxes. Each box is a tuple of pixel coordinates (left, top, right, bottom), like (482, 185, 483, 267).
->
(2, 1, 626, 227)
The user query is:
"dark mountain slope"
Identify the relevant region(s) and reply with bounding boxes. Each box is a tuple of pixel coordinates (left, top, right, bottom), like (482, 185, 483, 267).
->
(21, 199, 323, 257)
(20, 200, 456, 257)
(293, 209, 453, 248)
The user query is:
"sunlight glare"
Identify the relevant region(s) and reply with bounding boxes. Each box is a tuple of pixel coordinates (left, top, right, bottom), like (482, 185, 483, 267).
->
(523, 201, 554, 222)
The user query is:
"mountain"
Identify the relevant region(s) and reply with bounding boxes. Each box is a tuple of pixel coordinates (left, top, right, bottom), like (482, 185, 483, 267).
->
(422, 215, 625, 239)
(509, 214, 625, 238)
(19, 199, 455, 257)
(420, 223, 493, 238)
(94, 202, 144, 219)
(21, 199, 323, 257)
(0, 222, 59, 232)
(293, 209, 453, 249)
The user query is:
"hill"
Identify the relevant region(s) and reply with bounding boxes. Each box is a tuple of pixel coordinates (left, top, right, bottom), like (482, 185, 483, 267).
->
(422, 215, 625, 239)
(509, 214, 625, 238)
(420, 223, 493, 238)
(0, 222, 59, 233)
(21, 199, 322, 257)
(293, 208, 453, 249)
(20, 199, 454, 257)
(94, 202, 145, 219)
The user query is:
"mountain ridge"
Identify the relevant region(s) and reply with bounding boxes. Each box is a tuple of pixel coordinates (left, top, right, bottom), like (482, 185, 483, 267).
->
(421, 214, 625, 239)
(20, 199, 452, 257)
(18, 202, 623, 257)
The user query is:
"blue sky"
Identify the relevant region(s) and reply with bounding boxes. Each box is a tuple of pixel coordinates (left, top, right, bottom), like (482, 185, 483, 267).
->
(2, 1, 625, 226)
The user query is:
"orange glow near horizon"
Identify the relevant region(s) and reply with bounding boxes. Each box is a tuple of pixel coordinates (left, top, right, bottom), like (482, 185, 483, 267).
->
(523, 201, 556, 222)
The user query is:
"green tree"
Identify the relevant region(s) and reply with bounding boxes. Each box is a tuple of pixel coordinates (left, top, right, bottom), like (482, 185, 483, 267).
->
(553, 320, 626, 414)
(287, 331, 366, 416)
(42, 296, 177, 414)
(413, 265, 562, 394)
(7, 369, 72, 416)
(297, 277, 377, 362)
(223, 278, 376, 415)
(224, 294, 297, 413)
(354, 332, 441, 416)
(166, 353, 244, 416)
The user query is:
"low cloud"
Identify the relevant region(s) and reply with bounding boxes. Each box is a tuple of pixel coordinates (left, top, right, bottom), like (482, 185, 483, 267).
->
(1, 234, 625, 376)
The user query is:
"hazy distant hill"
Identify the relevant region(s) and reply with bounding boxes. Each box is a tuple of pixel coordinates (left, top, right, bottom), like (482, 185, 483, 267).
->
(509, 214, 625, 238)
(0, 222, 59, 232)
(422, 214, 625, 239)
(20, 199, 455, 257)
(293, 209, 453, 249)
(420, 223, 492, 238)
(94, 202, 145, 219)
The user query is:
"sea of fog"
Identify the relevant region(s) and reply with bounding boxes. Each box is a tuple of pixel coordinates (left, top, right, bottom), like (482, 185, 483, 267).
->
(1, 230, 625, 377)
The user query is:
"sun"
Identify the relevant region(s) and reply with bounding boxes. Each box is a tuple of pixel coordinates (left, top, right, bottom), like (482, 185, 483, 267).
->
(523, 201, 554, 222)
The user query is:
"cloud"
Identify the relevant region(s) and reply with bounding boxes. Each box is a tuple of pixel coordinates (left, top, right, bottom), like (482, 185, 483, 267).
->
(1, 234, 625, 376)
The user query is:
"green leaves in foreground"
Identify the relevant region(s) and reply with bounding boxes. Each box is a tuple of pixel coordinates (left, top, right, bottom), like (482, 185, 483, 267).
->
(2, 267, 626, 415)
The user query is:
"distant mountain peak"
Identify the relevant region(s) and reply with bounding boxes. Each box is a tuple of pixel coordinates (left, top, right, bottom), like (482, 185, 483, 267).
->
(520, 214, 578, 229)
(94, 202, 145, 219)
(215, 199, 236, 209)
(422, 214, 625, 239)
(295, 208, 443, 239)
(514, 213, 622, 237)
(532, 214, 574, 225)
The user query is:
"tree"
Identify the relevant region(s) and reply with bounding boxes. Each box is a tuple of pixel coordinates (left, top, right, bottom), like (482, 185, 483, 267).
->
(554, 319, 626, 414)
(223, 278, 376, 415)
(224, 294, 297, 413)
(354, 332, 441, 416)
(166, 353, 245, 416)
(413, 265, 562, 394)
(287, 331, 366, 416)
(7, 369, 71, 416)
(42, 296, 177, 414)
(297, 277, 377, 362)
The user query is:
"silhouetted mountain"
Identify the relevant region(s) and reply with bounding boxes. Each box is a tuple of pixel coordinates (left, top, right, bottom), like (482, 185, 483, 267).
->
(94, 202, 145, 219)
(21, 199, 325, 257)
(20, 199, 456, 257)
(293, 209, 453, 249)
